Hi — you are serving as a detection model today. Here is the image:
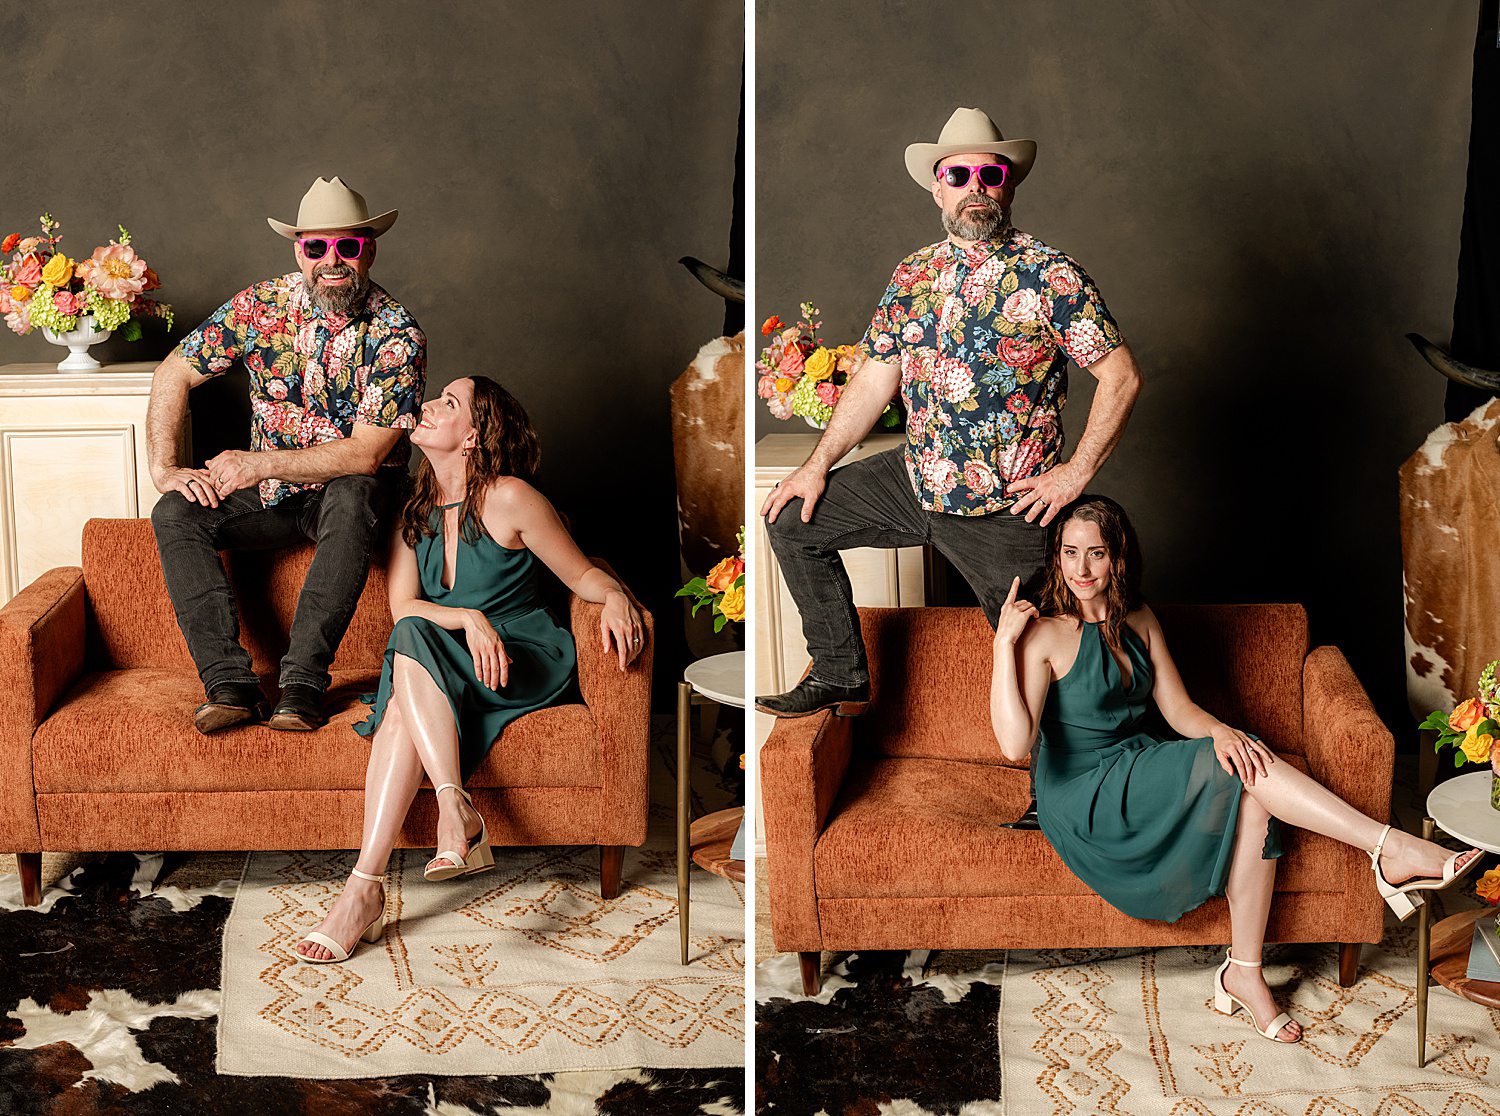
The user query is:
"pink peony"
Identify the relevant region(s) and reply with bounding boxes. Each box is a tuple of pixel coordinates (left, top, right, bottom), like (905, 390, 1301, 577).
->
(873, 333, 895, 354)
(901, 321, 924, 344)
(1043, 262, 1082, 296)
(814, 381, 840, 406)
(964, 459, 997, 496)
(5, 301, 33, 336)
(13, 254, 42, 288)
(777, 343, 805, 377)
(999, 336, 1044, 371)
(920, 448, 959, 497)
(1002, 288, 1047, 325)
(79, 243, 147, 301)
(266, 378, 289, 401)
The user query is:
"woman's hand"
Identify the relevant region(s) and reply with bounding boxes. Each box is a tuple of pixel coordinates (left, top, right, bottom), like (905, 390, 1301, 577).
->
(600, 590, 645, 670)
(994, 576, 1039, 646)
(462, 610, 511, 690)
(1210, 723, 1274, 785)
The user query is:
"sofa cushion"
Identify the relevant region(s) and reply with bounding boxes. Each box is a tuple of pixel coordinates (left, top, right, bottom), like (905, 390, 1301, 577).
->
(812, 755, 1343, 900)
(855, 603, 1309, 764)
(82, 519, 392, 673)
(33, 669, 600, 793)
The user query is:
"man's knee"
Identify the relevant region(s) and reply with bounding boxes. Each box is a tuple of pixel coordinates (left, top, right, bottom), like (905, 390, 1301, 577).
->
(764, 502, 811, 549)
(150, 490, 205, 536)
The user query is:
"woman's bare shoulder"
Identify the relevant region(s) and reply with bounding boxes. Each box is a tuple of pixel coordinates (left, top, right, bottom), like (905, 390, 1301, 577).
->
(1125, 604, 1159, 646)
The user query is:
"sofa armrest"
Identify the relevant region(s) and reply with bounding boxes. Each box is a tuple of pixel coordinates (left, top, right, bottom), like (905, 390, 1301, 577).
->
(761, 709, 854, 953)
(1302, 645, 1393, 936)
(0, 568, 87, 851)
(570, 568, 653, 847)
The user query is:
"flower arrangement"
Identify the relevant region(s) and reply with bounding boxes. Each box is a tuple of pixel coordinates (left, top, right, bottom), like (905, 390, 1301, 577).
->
(755, 302, 900, 429)
(1421, 660, 1500, 768)
(2, 214, 172, 340)
(677, 527, 745, 633)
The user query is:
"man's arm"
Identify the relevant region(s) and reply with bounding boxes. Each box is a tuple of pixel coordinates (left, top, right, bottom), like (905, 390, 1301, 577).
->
(206, 424, 404, 495)
(146, 351, 220, 506)
(760, 355, 900, 524)
(1006, 341, 1143, 525)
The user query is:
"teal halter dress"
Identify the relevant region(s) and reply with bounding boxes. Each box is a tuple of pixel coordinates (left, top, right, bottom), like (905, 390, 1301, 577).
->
(1033, 618, 1282, 923)
(353, 504, 577, 779)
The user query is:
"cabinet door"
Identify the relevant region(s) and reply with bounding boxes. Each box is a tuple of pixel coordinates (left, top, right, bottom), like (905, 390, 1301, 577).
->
(0, 425, 140, 600)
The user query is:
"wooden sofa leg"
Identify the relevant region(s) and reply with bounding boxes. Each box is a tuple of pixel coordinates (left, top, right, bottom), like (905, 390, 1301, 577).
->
(600, 845, 623, 900)
(16, 852, 40, 906)
(799, 951, 822, 996)
(1338, 942, 1361, 986)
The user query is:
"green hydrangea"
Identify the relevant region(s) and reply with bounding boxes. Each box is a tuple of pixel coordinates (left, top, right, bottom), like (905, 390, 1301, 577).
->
(789, 372, 834, 425)
(24, 284, 80, 334)
(85, 290, 132, 332)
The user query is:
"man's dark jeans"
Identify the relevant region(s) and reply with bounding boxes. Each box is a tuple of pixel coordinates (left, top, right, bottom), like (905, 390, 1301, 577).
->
(151, 472, 395, 695)
(765, 447, 1048, 687)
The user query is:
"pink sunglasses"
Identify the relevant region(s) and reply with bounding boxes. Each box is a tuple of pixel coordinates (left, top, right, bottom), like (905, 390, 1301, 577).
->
(296, 235, 372, 261)
(938, 162, 1010, 190)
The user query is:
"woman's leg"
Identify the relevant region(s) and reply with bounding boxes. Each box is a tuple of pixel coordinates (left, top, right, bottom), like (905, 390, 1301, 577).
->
(391, 653, 482, 870)
(297, 699, 424, 960)
(1221, 791, 1301, 1040)
(1242, 759, 1479, 882)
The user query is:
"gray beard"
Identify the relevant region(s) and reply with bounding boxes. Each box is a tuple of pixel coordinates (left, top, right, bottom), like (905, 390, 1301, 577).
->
(306, 264, 370, 316)
(942, 195, 1012, 242)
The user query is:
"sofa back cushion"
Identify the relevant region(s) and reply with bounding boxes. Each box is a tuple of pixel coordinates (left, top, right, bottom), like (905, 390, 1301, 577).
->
(83, 519, 392, 672)
(855, 602, 1309, 765)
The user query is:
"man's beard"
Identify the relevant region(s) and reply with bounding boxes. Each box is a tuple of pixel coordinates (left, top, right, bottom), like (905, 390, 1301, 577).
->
(942, 194, 1012, 242)
(306, 261, 370, 315)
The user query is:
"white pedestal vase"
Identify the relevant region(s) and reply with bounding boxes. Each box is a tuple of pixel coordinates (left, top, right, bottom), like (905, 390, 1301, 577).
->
(42, 313, 112, 372)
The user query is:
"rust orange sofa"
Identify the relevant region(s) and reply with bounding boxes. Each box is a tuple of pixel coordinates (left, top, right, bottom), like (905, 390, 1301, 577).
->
(761, 604, 1392, 994)
(0, 519, 652, 906)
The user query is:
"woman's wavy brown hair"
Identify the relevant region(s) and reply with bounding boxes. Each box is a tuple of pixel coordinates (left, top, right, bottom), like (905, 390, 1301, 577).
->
(400, 375, 541, 548)
(1037, 494, 1144, 652)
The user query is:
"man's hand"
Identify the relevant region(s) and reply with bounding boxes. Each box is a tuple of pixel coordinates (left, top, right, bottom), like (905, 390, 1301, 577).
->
(155, 466, 222, 508)
(1006, 460, 1091, 526)
(760, 465, 828, 525)
(204, 450, 264, 496)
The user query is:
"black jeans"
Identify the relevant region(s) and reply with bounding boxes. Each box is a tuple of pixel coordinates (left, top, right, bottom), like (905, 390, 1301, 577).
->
(151, 472, 394, 694)
(766, 447, 1048, 687)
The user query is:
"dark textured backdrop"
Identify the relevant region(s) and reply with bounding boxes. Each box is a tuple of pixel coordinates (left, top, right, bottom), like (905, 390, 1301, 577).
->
(0, 3, 743, 697)
(757, 2, 1476, 733)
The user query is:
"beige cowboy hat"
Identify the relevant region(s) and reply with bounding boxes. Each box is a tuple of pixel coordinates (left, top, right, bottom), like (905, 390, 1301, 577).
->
(266, 176, 398, 239)
(904, 107, 1037, 189)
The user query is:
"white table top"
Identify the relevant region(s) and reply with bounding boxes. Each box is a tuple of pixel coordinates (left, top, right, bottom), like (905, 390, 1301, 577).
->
(684, 651, 745, 709)
(1426, 772, 1500, 854)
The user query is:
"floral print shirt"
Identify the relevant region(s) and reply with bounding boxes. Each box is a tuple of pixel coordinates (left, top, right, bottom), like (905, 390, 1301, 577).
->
(860, 228, 1122, 515)
(173, 273, 426, 506)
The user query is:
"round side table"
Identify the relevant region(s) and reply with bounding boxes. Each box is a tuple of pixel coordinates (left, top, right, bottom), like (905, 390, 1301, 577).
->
(678, 651, 746, 965)
(1416, 771, 1500, 1066)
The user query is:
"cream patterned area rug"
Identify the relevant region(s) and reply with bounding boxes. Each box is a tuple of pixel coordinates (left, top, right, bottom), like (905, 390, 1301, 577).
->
(217, 837, 744, 1078)
(999, 918, 1500, 1116)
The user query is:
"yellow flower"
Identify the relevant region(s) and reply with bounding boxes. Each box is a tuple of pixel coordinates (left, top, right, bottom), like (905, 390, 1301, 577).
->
(1479, 867, 1500, 904)
(803, 347, 837, 383)
(1460, 725, 1494, 765)
(774, 376, 794, 393)
(40, 253, 72, 288)
(9, 285, 30, 303)
(719, 584, 744, 623)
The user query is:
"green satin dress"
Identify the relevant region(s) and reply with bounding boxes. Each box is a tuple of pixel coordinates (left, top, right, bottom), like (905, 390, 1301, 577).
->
(1033, 617, 1281, 923)
(354, 504, 577, 779)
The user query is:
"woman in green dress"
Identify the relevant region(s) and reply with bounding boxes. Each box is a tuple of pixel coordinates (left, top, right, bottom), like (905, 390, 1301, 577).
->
(296, 375, 645, 963)
(990, 495, 1481, 1044)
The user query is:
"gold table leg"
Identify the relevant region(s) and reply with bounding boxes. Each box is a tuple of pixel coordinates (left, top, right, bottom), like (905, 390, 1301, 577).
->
(1416, 816, 1434, 1067)
(677, 681, 692, 966)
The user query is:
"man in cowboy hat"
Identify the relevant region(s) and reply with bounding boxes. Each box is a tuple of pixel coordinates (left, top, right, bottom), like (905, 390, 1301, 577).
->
(147, 176, 426, 733)
(758, 107, 1144, 719)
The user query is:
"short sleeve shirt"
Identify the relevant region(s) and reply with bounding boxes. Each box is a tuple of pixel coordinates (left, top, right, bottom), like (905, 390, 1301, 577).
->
(173, 273, 427, 506)
(859, 228, 1122, 515)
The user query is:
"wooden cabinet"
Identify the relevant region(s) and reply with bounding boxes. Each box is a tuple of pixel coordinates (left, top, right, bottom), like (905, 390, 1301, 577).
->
(752, 432, 932, 854)
(0, 362, 187, 603)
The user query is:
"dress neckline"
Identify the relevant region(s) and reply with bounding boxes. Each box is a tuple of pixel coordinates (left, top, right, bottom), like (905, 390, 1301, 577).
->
(438, 501, 462, 510)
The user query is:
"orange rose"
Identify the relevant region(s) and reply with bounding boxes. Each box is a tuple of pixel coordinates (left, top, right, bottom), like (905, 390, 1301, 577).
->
(1478, 867, 1500, 905)
(9, 285, 30, 303)
(1450, 698, 1485, 733)
(706, 556, 745, 593)
(1460, 725, 1494, 765)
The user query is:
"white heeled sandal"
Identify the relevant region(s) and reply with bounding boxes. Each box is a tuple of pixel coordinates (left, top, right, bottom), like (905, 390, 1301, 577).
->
(1367, 823, 1481, 921)
(295, 867, 386, 964)
(1212, 951, 1301, 1043)
(424, 783, 495, 882)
